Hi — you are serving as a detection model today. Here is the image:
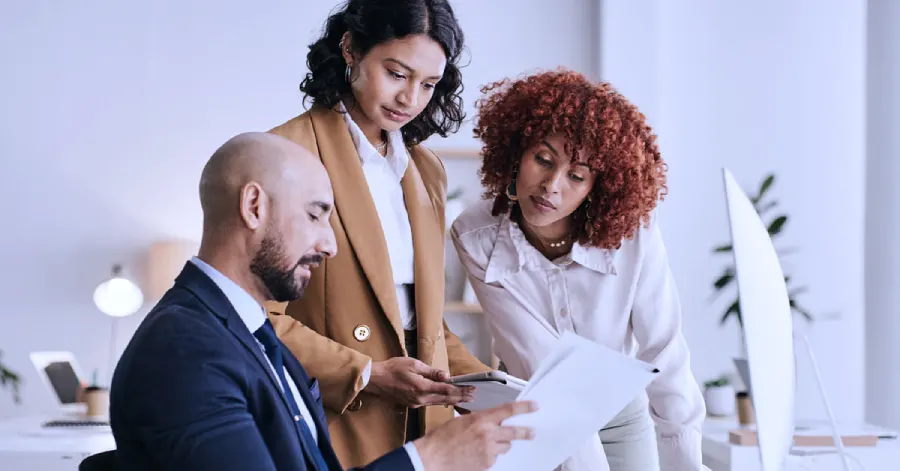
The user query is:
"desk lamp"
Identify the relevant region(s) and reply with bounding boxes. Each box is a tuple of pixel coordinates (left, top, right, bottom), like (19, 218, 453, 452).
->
(93, 264, 143, 384)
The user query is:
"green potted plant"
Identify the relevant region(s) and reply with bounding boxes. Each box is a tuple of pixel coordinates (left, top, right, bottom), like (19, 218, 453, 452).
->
(702, 375, 735, 416)
(710, 172, 815, 350)
(0, 349, 22, 404)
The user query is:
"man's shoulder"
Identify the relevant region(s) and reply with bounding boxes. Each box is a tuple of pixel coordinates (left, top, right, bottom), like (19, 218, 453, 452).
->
(122, 289, 226, 364)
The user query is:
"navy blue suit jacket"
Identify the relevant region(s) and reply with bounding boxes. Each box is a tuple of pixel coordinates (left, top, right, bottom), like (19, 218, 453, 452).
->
(110, 262, 414, 471)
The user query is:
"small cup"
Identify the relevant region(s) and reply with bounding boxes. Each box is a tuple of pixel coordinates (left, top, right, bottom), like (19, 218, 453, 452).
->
(736, 391, 755, 426)
(83, 386, 110, 418)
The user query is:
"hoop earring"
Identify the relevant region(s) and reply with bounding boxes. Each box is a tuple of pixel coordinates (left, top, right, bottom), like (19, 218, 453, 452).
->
(506, 172, 519, 202)
(345, 64, 352, 83)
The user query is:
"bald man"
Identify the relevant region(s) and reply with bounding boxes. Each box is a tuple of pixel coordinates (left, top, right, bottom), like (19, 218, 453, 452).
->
(108, 132, 535, 471)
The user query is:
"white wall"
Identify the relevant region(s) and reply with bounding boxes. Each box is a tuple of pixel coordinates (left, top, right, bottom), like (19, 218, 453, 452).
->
(865, 0, 900, 430)
(1, 0, 869, 425)
(0, 0, 596, 416)
(601, 0, 866, 421)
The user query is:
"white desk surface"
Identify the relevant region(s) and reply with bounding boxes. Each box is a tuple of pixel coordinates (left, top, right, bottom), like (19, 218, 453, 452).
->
(702, 416, 900, 471)
(0, 415, 115, 471)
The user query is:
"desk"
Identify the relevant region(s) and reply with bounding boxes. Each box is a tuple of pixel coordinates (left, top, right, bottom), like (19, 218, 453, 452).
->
(702, 416, 900, 470)
(0, 416, 115, 471)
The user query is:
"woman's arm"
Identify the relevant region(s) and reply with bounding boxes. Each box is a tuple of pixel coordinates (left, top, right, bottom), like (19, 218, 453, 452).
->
(630, 214, 706, 470)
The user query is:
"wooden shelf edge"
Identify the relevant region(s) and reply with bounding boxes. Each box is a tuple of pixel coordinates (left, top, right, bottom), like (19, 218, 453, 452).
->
(444, 301, 482, 314)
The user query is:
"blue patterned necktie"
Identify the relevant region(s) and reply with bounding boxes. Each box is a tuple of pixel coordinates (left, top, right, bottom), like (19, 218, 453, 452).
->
(254, 319, 329, 470)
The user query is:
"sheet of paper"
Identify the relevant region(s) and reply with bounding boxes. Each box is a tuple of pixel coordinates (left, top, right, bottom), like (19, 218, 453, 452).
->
(490, 331, 659, 471)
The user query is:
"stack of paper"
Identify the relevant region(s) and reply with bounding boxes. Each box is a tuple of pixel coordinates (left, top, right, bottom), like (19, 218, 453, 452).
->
(490, 331, 659, 471)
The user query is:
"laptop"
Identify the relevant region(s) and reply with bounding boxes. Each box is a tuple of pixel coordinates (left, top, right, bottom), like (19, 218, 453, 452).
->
(29, 351, 109, 428)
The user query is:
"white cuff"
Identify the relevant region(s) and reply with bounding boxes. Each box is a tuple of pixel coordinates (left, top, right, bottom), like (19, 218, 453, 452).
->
(362, 359, 372, 388)
(403, 442, 426, 471)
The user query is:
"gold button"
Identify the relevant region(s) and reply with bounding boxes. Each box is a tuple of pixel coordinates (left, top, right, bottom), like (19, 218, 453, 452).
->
(353, 325, 371, 342)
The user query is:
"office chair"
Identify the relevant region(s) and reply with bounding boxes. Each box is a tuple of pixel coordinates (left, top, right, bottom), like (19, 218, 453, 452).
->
(79, 450, 118, 471)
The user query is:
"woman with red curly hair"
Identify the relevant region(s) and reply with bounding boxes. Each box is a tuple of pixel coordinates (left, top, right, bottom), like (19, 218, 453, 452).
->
(450, 70, 705, 471)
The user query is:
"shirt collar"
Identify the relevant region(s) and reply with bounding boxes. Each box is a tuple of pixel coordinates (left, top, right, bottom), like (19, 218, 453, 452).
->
(339, 101, 409, 181)
(484, 214, 617, 283)
(190, 256, 267, 333)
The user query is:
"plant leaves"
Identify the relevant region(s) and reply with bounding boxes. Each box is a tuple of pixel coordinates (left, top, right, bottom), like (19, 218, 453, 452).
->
(714, 271, 734, 290)
(756, 174, 775, 201)
(720, 299, 741, 325)
(768, 215, 787, 235)
(790, 301, 814, 322)
(758, 200, 778, 214)
(714, 244, 733, 253)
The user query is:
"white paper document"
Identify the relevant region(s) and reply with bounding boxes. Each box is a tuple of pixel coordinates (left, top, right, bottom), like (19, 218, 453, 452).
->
(490, 331, 659, 471)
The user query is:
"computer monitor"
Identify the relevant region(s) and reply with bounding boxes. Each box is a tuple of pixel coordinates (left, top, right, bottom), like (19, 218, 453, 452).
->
(30, 351, 86, 413)
(721, 168, 796, 471)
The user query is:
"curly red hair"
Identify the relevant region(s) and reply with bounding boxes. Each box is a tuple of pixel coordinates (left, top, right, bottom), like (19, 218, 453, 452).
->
(474, 69, 668, 249)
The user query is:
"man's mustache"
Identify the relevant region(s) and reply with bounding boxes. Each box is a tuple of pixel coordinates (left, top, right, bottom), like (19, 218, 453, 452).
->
(296, 254, 324, 268)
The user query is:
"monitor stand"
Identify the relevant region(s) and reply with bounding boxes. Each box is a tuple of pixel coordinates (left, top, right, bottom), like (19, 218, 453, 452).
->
(790, 332, 853, 471)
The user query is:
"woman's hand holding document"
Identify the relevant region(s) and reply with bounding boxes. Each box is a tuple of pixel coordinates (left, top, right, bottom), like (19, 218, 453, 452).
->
(482, 331, 659, 471)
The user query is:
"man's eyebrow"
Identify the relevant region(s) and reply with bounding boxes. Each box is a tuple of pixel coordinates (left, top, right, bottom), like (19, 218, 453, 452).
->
(308, 201, 332, 214)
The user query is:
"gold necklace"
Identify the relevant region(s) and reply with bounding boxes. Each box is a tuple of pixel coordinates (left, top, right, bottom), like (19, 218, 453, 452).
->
(548, 237, 570, 248)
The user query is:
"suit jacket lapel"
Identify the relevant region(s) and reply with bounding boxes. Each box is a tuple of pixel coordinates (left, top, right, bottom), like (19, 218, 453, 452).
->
(177, 264, 286, 399)
(401, 151, 444, 365)
(308, 107, 406, 344)
(281, 352, 342, 469)
(174, 263, 314, 463)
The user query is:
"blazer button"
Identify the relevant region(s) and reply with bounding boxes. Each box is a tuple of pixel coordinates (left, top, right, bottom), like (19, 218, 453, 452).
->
(353, 324, 371, 342)
(349, 398, 363, 412)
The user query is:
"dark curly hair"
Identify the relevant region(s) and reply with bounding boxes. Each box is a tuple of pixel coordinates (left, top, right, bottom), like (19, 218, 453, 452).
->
(299, 0, 466, 146)
(474, 69, 668, 250)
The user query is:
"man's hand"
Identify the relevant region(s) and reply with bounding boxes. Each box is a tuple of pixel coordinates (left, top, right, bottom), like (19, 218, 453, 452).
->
(366, 357, 475, 408)
(412, 401, 538, 471)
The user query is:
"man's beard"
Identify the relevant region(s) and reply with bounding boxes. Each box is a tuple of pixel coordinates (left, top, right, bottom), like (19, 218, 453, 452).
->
(249, 230, 320, 303)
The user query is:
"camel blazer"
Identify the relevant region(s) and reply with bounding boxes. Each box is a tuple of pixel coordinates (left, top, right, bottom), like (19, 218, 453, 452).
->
(264, 105, 489, 468)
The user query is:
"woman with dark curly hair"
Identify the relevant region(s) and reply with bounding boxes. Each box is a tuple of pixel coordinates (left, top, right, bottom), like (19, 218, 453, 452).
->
(451, 70, 706, 471)
(265, 0, 491, 468)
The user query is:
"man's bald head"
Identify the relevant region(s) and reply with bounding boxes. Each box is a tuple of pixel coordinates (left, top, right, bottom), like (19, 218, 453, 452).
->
(199, 132, 327, 231)
(197, 132, 336, 303)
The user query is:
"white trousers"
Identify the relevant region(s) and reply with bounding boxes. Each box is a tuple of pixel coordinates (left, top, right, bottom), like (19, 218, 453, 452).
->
(557, 393, 660, 471)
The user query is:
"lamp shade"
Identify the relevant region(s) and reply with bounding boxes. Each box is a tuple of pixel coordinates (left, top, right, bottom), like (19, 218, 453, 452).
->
(93, 265, 143, 318)
(146, 240, 198, 301)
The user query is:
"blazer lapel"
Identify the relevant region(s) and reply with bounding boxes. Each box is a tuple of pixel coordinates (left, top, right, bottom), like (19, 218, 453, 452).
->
(308, 107, 406, 343)
(174, 263, 312, 456)
(281, 352, 342, 469)
(401, 150, 445, 365)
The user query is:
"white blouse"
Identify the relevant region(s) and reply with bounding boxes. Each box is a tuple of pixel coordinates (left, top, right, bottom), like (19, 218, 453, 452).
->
(450, 200, 705, 471)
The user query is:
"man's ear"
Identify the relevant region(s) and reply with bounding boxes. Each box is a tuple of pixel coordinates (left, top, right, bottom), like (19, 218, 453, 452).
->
(239, 182, 267, 231)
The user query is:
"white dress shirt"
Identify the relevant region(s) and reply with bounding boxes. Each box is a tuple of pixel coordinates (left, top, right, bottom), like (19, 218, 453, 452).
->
(190, 257, 424, 470)
(450, 201, 705, 471)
